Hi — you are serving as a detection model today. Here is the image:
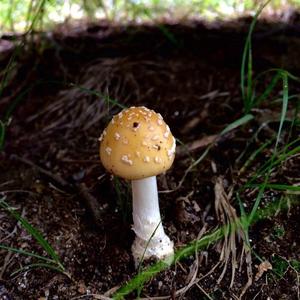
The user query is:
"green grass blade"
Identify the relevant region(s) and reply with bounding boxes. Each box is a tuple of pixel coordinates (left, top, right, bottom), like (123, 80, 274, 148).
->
(246, 183, 300, 192)
(69, 83, 126, 110)
(25, 0, 47, 33)
(247, 182, 267, 225)
(246, 33, 253, 110)
(11, 262, 64, 277)
(220, 114, 254, 136)
(157, 24, 179, 46)
(0, 47, 18, 99)
(254, 71, 281, 107)
(0, 198, 64, 269)
(254, 68, 300, 83)
(136, 221, 164, 298)
(240, 0, 271, 112)
(249, 143, 300, 186)
(274, 72, 289, 151)
(0, 120, 5, 151)
(239, 139, 274, 174)
(137, 6, 179, 47)
(137, 221, 162, 272)
(236, 192, 251, 250)
(3, 84, 36, 122)
(284, 96, 300, 148)
(0, 244, 57, 264)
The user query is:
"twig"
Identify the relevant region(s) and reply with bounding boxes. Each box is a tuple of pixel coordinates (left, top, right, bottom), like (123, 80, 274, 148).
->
(75, 183, 103, 227)
(10, 154, 70, 188)
(10, 155, 103, 227)
(176, 135, 217, 159)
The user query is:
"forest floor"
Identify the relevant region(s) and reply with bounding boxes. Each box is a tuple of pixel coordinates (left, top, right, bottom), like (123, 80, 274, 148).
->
(0, 15, 300, 299)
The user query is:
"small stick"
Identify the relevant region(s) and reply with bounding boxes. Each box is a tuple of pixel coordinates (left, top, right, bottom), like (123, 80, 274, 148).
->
(10, 155, 103, 226)
(75, 183, 103, 227)
(10, 154, 70, 188)
(176, 135, 217, 159)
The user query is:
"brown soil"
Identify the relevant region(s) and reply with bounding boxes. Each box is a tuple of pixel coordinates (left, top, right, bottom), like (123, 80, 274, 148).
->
(0, 17, 299, 300)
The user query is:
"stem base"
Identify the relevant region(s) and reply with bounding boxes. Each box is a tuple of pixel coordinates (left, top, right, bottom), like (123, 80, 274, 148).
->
(132, 234, 174, 267)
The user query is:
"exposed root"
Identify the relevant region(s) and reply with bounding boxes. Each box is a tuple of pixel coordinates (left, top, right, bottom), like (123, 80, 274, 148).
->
(213, 176, 253, 296)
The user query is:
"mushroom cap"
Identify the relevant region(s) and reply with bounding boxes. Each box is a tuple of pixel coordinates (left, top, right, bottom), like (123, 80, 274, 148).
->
(99, 106, 176, 180)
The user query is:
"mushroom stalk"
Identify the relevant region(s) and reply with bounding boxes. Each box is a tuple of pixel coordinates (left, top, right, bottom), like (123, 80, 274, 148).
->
(131, 176, 174, 266)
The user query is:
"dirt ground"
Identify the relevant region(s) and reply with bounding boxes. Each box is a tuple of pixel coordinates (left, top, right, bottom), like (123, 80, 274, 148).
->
(0, 16, 300, 299)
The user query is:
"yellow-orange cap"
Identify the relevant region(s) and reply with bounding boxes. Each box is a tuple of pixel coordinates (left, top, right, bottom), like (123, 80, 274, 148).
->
(99, 106, 176, 180)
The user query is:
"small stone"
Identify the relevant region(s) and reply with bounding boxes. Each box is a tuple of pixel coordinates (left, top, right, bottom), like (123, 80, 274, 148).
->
(77, 282, 86, 294)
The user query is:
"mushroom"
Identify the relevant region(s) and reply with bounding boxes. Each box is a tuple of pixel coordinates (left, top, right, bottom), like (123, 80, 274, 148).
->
(99, 106, 176, 266)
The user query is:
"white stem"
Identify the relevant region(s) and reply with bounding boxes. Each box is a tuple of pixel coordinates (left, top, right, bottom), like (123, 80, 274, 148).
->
(131, 176, 174, 266)
(132, 176, 164, 239)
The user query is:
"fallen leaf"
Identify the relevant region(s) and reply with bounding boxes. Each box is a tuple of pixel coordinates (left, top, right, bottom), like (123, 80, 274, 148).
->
(255, 261, 272, 281)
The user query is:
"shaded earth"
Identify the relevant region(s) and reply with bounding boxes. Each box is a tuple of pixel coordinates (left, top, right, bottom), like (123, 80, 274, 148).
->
(0, 16, 300, 299)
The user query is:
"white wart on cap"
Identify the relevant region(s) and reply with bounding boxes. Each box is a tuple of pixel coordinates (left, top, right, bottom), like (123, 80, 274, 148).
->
(99, 106, 176, 180)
